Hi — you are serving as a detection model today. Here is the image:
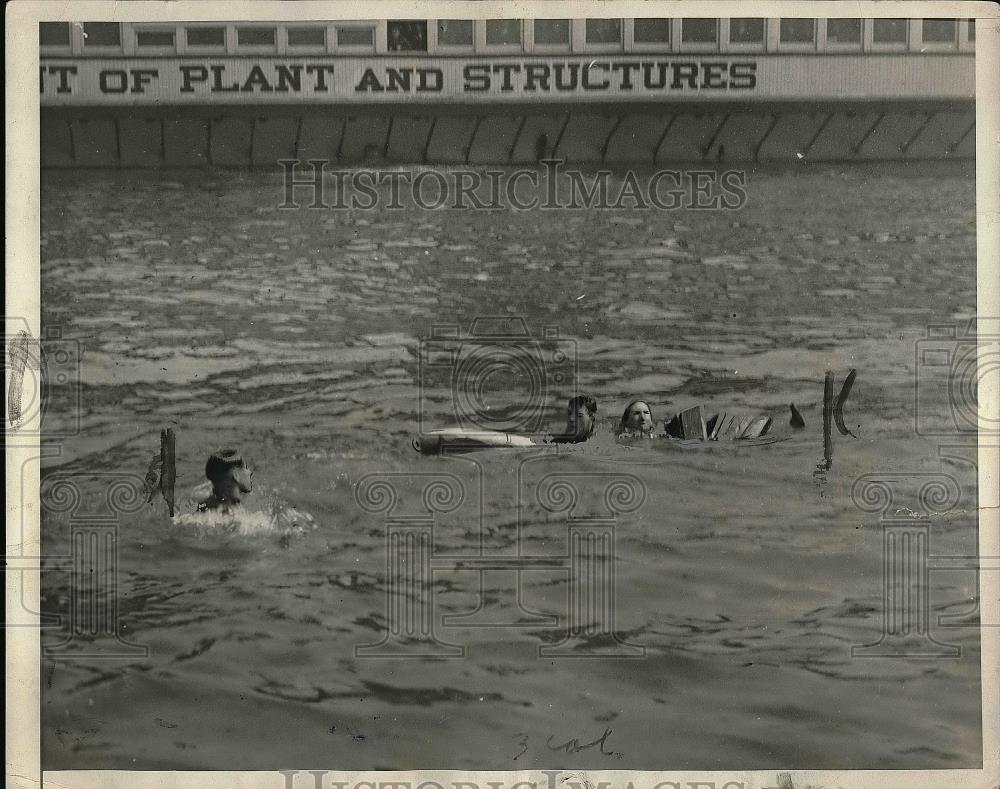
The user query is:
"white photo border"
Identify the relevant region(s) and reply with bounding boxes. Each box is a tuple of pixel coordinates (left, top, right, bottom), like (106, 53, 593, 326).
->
(7, 1, 999, 787)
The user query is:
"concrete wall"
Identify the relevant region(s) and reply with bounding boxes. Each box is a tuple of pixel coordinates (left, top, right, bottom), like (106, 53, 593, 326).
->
(905, 110, 975, 158)
(42, 106, 976, 167)
(467, 116, 521, 163)
(70, 118, 118, 166)
(252, 117, 299, 166)
(297, 117, 343, 162)
(340, 115, 391, 163)
(426, 116, 478, 163)
(41, 117, 75, 166)
(386, 116, 434, 162)
(806, 112, 882, 160)
(210, 118, 253, 166)
(555, 114, 619, 163)
(511, 115, 567, 163)
(119, 118, 162, 166)
(757, 112, 827, 160)
(163, 118, 209, 166)
(704, 113, 775, 161)
(656, 114, 726, 162)
(855, 112, 926, 160)
(604, 115, 669, 162)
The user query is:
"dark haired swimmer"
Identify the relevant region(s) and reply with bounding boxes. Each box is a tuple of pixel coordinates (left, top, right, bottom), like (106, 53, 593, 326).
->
(618, 400, 655, 438)
(198, 449, 253, 512)
(551, 395, 598, 444)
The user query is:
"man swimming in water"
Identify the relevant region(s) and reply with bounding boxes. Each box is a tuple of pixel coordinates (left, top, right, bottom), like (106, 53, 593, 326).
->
(551, 394, 598, 444)
(197, 449, 253, 513)
(618, 400, 655, 438)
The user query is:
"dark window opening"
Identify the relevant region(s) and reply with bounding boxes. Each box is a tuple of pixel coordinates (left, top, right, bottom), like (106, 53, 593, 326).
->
(337, 26, 374, 47)
(873, 18, 907, 43)
(437, 20, 473, 46)
(40, 22, 71, 46)
(486, 20, 521, 46)
(585, 19, 622, 45)
(535, 19, 570, 46)
(634, 18, 671, 44)
(729, 18, 764, 43)
(780, 18, 816, 43)
(681, 18, 718, 44)
(137, 29, 176, 47)
(237, 27, 276, 47)
(287, 27, 325, 47)
(83, 22, 120, 47)
(922, 18, 956, 43)
(186, 27, 225, 47)
(826, 18, 861, 44)
(387, 20, 427, 52)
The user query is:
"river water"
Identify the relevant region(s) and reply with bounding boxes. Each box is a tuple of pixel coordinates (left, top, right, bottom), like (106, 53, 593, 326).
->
(38, 162, 981, 770)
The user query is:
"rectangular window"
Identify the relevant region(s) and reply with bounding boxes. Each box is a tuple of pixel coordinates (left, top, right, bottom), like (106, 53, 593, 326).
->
(437, 20, 473, 46)
(40, 22, 71, 46)
(826, 18, 861, 44)
(534, 19, 570, 46)
(729, 18, 765, 43)
(186, 27, 225, 47)
(969, 19, 975, 41)
(287, 27, 325, 47)
(922, 18, 956, 43)
(83, 22, 120, 47)
(136, 29, 176, 48)
(779, 18, 815, 44)
(681, 18, 717, 44)
(633, 18, 671, 44)
(387, 20, 427, 51)
(872, 18, 908, 43)
(336, 26, 374, 47)
(486, 19, 521, 46)
(237, 27, 275, 46)
(585, 19, 622, 45)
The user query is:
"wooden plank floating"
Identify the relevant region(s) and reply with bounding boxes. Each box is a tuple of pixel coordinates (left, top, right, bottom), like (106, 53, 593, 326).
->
(678, 405, 707, 441)
(742, 415, 772, 439)
(668, 408, 771, 442)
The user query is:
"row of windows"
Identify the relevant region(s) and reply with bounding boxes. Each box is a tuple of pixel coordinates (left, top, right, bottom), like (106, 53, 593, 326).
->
(41, 22, 376, 49)
(40, 18, 977, 54)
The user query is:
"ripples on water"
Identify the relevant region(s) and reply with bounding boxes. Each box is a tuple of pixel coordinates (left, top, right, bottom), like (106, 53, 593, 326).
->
(39, 163, 981, 769)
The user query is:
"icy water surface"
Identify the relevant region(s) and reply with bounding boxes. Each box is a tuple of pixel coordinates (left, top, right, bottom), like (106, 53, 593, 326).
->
(39, 163, 981, 769)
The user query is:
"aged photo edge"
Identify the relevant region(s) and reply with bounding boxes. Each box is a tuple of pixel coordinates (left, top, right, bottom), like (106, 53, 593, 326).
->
(5, 1, 1000, 787)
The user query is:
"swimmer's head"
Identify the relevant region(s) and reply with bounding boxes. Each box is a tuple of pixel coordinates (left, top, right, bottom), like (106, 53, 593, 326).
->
(205, 449, 252, 504)
(564, 395, 598, 440)
(619, 400, 654, 434)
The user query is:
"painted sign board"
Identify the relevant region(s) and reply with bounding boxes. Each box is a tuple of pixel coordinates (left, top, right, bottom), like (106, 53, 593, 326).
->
(39, 54, 974, 105)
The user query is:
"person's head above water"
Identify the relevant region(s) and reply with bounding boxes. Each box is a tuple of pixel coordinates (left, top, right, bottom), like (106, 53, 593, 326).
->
(563, 394, 598, 440)
(619, 400, 654, 434)
(205, 449, 252, 505)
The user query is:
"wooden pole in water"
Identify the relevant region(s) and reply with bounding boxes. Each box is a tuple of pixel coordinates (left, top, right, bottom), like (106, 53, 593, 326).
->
(814, 371, 835, 479)
(160, 428, 176, 517)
